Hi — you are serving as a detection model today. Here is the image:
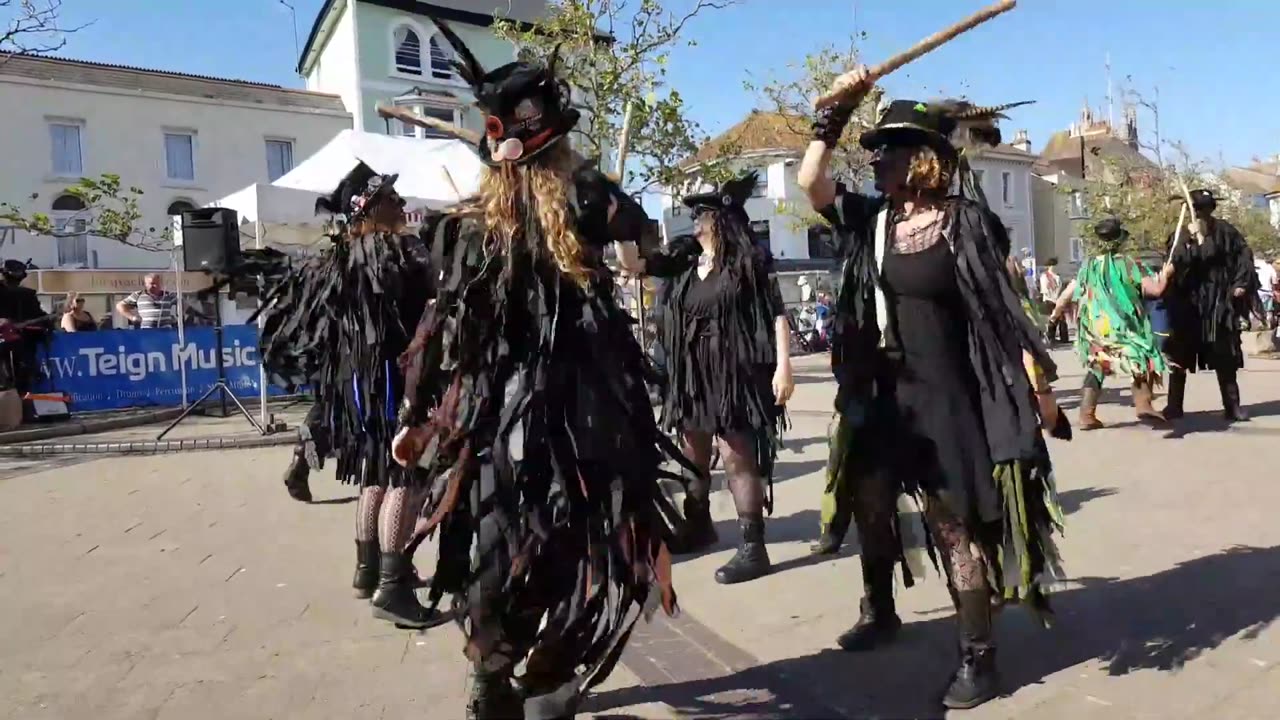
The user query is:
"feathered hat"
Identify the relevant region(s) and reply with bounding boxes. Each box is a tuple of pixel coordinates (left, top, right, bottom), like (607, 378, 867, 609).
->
(314, 161, 400, 220)
(427, 17, 579, 166)
(1168, 188, 1218, 211)
(682, 172, 758, 212)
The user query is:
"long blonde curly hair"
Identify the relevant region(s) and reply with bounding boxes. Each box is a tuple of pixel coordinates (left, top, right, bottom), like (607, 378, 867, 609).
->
(477, 141, 591, 286)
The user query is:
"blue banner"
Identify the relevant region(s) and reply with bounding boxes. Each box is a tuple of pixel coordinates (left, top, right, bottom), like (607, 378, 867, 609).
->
(35, 326, 283, 412)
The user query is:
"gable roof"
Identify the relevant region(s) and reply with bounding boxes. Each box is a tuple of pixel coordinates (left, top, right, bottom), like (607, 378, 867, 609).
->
(1035, 130, 1154, 177)
(0, 53, 346, 113)
(1222, 166, 1280, 197)
(682, 111, 811, 168)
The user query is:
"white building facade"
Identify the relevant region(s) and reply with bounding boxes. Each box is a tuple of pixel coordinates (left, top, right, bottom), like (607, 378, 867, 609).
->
(967, 140, 1038, 263)
(0, 54, 350, 274)
(299, 0, 544, 141)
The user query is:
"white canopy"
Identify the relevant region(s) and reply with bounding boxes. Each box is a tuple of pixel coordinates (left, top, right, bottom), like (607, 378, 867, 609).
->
(211, 130, 486, 248)
(272, 129, 483, 207)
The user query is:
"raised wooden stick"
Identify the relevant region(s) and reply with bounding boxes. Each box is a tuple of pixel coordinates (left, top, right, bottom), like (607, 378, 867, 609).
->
(609, 100, 635, 183)
(1173, 174, 1205, 243)
(1167, 202, 1188, 264)
(376, 104, 482, 145)
(815, 0, 1017, 110)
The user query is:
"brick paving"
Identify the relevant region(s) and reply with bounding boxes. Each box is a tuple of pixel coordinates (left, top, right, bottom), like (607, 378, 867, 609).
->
(2, 352, 1279, 718)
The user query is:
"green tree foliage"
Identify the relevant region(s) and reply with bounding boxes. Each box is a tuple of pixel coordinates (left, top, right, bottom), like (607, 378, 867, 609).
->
(0, 174, 171, 251)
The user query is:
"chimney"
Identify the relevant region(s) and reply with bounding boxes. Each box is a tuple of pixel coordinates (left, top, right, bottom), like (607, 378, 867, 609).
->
(1012, 130, 1031, 153)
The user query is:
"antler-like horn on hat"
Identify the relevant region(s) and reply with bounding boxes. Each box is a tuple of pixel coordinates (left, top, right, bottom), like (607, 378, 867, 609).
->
(953, 100, 1036, 120)
(546, 42, 563, 76)
(429, 17, 485, 87)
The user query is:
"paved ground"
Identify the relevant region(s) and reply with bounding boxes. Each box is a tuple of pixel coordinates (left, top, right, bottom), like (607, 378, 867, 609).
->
(2, 350, 1279, 719)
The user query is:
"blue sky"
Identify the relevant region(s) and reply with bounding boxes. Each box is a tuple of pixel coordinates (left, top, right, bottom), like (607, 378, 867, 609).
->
(53, 0, 1278, 169)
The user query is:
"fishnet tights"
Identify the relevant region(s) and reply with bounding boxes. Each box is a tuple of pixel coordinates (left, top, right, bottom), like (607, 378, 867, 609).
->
(681, 430, 763, 513)
(923, 502, 989, 592)
(355, 486, 384, 543)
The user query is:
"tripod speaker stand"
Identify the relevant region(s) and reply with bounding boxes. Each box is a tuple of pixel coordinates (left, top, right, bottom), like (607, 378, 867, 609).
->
(156, 297, 266, 440)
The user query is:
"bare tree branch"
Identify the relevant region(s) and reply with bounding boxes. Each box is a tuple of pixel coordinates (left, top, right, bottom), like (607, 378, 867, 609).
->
(0, 0, 90, 57)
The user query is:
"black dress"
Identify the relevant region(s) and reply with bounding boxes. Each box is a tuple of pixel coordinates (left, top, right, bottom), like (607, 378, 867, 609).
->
(678, 267, 776, 435)
(881, 239, 996, 523)
(1165, 220, 1252, 372)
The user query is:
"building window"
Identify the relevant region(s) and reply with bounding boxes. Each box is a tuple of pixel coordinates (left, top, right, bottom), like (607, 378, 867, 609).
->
(393, 93, 459, 139)
(167, 199, 197, 217)
(972, 168, 985, 190)
(750, 170, 768, 198)
(164, 132, 196, 182)
(49, 121, 83, 176)
(51, 194, 89, 268)
(428, 35, 454, 80)
(808, 225, 837, 259)
(394, 26, 423, 75)
(1001, 171, 1013, 206)
(1068, 191, 1086, 219)
(1070, 237, 1084, 263)
(265, 139, 294, 181)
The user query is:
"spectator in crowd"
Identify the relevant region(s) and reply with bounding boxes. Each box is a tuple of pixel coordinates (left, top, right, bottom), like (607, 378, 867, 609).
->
(60, 292, 97, 332)
(1039, 258, 1068, 344)
(1255, 253, 1277, 329)
(116, 274, 180, 328)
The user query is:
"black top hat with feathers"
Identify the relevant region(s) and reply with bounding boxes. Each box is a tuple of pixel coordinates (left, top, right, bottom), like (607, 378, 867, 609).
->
(682, 172, 758, 213)
(860, 99, 1035, 158)
(1168, 188, 1218, 210)
(428, 17, 579, 167)
(314, 161, 400, 221)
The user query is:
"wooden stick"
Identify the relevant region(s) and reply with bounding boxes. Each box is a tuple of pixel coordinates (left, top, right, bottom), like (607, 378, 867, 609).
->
(815, 0, 1017, 110)
(1173, 174, 1204, 243)
(1167, 202, 1187, 264)
(376, 104, 482, 145)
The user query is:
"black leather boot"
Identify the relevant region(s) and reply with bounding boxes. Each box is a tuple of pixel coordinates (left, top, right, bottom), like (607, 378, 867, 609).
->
(466, 669, 524, 720)
(669, 496, 718, 555)
(1218, 369, 1250, 422)
(370, 552, 446, 629)
(352, 540, 379, 599)
(1165, 371, 1186, 420)
(282, 447, 312, 503)
(942, 589, 1000, 710)
(837, 559, 901, 651)
(714, 514, 771, 585)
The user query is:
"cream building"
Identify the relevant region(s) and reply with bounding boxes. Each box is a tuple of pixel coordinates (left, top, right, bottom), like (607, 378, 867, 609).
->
(299, 0, 546, 140)
(0, 54, 350, 321)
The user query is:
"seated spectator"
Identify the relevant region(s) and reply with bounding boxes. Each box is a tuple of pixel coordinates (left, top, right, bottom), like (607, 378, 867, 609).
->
(60, 293, 96, 332)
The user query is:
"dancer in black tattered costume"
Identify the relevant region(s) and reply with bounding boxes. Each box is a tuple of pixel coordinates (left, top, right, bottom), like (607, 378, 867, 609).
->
(389, 19, 695, 720)
(253, 163, 443, 629)
(799, 68, 1065, 710)
(640, 173, 793, 585)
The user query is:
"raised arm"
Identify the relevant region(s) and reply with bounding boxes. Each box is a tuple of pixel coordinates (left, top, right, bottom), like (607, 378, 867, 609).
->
(798, 66, 872, 212)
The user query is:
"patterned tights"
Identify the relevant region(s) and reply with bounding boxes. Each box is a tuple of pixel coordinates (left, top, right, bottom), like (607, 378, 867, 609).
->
(681, 430, 763, 513)
(354, 484, 422, 554)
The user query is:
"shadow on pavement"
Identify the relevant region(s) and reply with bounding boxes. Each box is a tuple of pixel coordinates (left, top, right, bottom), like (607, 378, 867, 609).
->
(309, 496, 359, 506)
(1164, 399, 1280, 438)
(592, 545, 1280, 719)
(1056, 486, 1119, 515)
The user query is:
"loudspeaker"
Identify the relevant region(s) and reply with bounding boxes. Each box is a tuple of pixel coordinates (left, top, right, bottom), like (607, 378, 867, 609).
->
(181, 208, 241, 272)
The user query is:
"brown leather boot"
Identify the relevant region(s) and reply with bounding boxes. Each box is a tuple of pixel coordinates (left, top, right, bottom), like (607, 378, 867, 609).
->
(1132, 380, 1169, 428)
(1078, 387, 1104, 431)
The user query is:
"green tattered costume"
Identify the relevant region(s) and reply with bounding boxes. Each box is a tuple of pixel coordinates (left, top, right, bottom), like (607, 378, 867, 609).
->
(1072, 254, 1167, 383)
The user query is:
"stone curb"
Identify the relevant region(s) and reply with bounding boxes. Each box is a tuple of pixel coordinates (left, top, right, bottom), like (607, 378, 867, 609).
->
(0, 408, 185, 446)
(0, 430, 302, 456)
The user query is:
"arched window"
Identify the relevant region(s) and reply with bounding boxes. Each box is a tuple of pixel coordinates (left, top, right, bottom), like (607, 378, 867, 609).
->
(51, 194, 86, 212)
(393, 26, 423, 75)
(167, 199, 197, 217)
(428, 35, 453, 80)
(51, 194, 89, 267)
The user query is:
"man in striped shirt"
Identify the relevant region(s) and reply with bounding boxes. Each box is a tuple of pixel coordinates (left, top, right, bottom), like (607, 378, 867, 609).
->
(117, 274, 180, 329)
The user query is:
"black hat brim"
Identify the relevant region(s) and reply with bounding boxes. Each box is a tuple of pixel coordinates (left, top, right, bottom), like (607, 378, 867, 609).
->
(860, 124, 956, 157)
(475, 109, 580, 168)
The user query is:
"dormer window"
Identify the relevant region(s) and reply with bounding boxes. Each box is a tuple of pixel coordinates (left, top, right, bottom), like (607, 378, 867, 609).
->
(392, 23, 457, 82)
(393, 26, 423, 75)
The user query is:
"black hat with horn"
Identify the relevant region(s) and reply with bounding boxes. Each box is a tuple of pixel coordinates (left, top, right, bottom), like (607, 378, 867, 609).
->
(429, 18, 580, 166)
(682, 171, 758, 215)
(314, 161, 401, 220)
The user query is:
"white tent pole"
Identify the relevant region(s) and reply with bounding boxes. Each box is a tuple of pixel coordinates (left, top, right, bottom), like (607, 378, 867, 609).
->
(173, 247, 189, 410)
(256, 216, 268, 428)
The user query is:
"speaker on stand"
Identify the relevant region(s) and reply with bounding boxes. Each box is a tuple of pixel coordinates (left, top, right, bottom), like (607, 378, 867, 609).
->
(156, 208, 265, 440)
